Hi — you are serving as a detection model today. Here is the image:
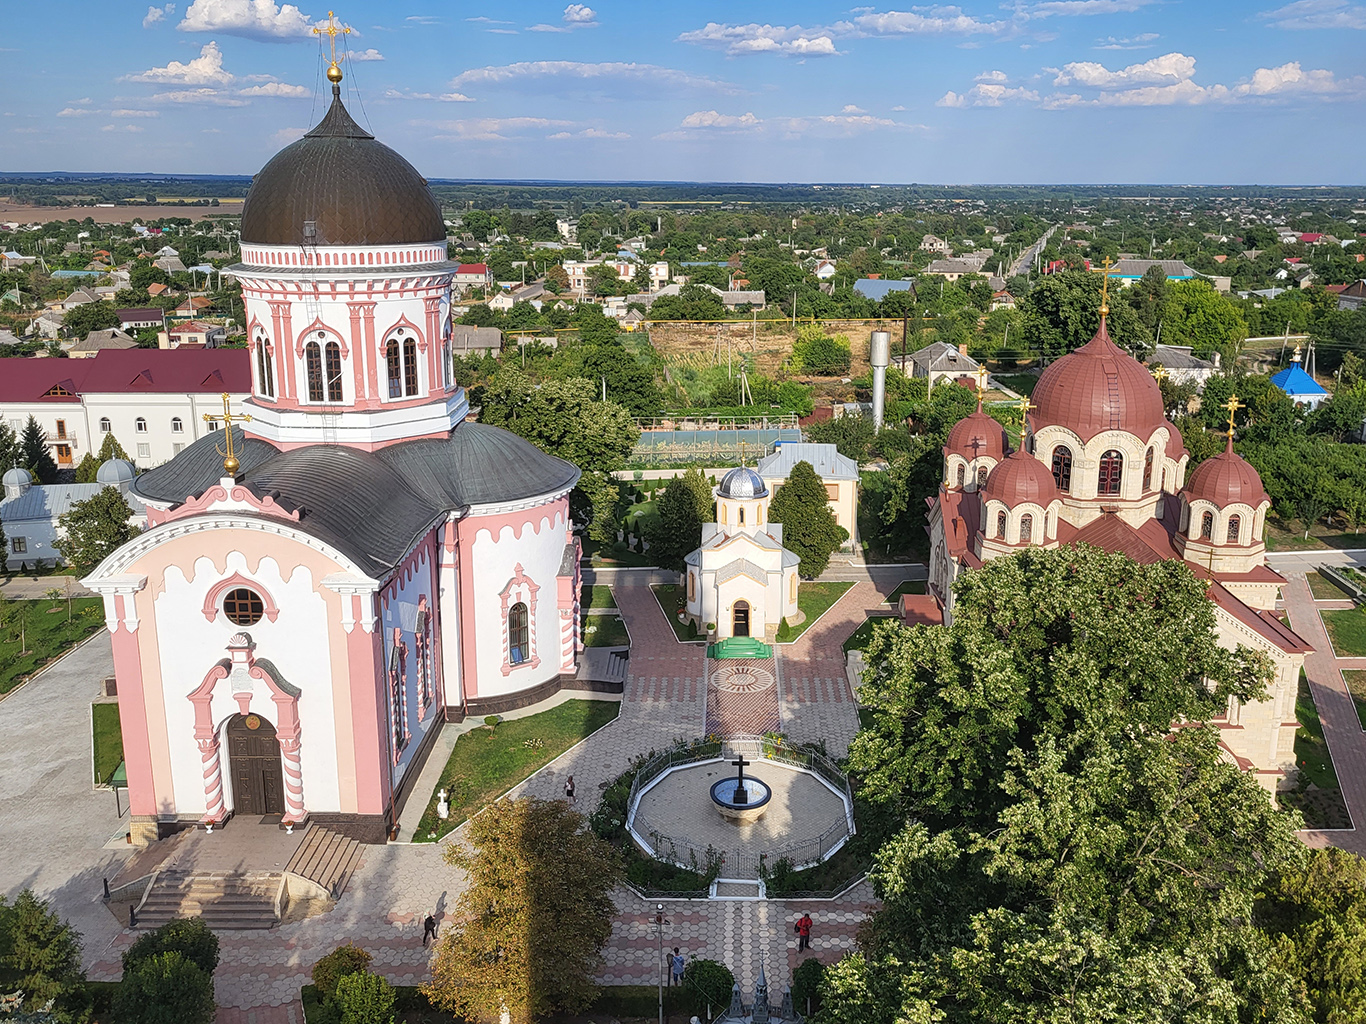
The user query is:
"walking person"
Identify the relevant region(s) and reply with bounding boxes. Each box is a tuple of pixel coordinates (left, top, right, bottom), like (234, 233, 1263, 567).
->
(422, 913, 438, 948)
(670, 947, 686, 987)
(564, 774, 576, 804)
(796, 911, 813, 952)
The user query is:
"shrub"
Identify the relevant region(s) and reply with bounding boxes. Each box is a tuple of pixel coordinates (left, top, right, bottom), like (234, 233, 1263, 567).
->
(776, 617, 793, 642)
(335, 971, 396, 1024)
(483, 715, 501, 729)
(311, 943, 372, 1004)
(113, 951, 215, 1024)
(122, 918, 219, 976)
(792, 957, 825, 1016)
(682, 958, 735, 1015)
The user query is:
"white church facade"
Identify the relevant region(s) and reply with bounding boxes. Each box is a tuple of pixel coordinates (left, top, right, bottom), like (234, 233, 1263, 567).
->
(84, 70, 583, 845)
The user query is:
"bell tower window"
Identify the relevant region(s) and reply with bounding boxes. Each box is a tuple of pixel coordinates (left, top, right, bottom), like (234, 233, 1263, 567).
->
(956, 464, 965, 487)
(1020, 513, 1033, 544)
(1098, 450, 1123, 497)
(996, 511, 1007, 538)
(386, 339, 402, 398)
(386, 331, 421, 399)
(256, 337, 274, 398)
(305, 342, 324, 403)
(1227, 514, 1241, 544)
(324, 341, 343, 402)
(403, 337, 419, 396)
(1201, 510, 1214, 539)
(1050, 446, 1072, 493)
(1143, 447, 1154, 491)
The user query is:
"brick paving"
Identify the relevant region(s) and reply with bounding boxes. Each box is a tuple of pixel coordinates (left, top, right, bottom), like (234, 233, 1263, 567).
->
(706, 659, 782, 736)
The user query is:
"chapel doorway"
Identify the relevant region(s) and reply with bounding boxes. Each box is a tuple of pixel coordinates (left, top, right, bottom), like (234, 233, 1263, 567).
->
(227, 713, 285, 817)
(732, 601, 750, 638)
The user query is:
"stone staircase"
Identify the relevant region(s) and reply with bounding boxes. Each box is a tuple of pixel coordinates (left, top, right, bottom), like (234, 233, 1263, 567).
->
(707, 636, 773, 660)
(577, 647, 629, 688)
(285, 825, 363, 898)
(134, 870, 281, 930)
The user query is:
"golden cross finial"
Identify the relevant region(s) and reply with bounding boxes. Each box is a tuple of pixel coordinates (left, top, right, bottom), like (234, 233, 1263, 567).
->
(1152, 364, 1169, 384)
(1223, 393, 1244, 437)
(974, 364, 989, 404)
(1292, 343, 1303, 363)
(1099, 256, 1114, 317)
(1015, 394, 1035, 449)
(203, 392, 253, 476)
(314, 10, 351, 84)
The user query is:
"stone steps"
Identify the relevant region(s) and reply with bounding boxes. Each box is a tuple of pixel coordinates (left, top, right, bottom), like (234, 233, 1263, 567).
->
(135, 870, 280, 930)
(284, 826, 363, 898)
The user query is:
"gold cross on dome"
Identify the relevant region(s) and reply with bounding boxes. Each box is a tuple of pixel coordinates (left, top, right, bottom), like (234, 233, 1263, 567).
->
(314, 10, 351, 82)
(1015, 395, 1035, 449)
(974, 364, 989, 403)
(1098, 256, 1115, 317)
(1223, 393, 1244, 437)
(1152, 364, 1169, 384)
(203, 392, 253, 476)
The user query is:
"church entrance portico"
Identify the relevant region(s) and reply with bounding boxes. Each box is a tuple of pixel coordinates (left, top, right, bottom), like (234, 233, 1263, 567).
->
(732, 601, 751, 638)
(227, 713, 285, 818)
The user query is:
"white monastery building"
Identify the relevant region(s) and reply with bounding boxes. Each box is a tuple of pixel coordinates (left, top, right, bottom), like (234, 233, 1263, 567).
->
(927, 310, 1311, 792)
(85, 70, 583, 845)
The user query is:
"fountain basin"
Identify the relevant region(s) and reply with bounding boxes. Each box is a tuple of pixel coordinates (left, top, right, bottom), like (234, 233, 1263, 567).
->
(711, 776, 772, 823)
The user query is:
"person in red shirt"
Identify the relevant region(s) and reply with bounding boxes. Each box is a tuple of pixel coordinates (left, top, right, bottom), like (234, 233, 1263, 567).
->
(796, 912, 813, 952)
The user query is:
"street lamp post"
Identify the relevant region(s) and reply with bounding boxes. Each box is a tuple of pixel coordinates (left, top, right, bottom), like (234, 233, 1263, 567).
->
(654, 903, 668, 1024)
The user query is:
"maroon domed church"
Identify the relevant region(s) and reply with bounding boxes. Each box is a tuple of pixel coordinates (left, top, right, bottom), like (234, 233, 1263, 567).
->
(928, 300, 1311, 791)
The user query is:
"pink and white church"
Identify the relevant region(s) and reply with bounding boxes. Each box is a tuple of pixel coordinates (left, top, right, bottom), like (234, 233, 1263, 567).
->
(85, 77, 583, 845)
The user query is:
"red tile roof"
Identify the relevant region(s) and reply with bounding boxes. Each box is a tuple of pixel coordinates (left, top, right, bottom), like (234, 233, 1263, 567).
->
(900, 594, 944, 627)
(0, 348, 249, 402)
(456, 263, 489, 275)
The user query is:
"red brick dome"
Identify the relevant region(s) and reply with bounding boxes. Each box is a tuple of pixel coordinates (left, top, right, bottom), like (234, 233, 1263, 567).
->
(982, 449, 1059, 507)
(1182, 435, 1268, 508)
(945, 408, 1008, 461)
(1031, 319, 1168, 443)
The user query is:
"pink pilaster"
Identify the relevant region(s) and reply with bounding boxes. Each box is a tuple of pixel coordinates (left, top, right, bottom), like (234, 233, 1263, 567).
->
(347, 593, 391, 814)
(109, 595, 158, 817)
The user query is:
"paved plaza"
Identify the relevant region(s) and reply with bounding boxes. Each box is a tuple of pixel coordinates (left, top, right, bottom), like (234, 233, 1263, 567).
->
(0, 570, 913, 1022)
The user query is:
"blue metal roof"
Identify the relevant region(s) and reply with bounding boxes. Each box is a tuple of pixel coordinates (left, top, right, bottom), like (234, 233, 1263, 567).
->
(1270, 363, 1328, 396)
(853, 279, 914, 301)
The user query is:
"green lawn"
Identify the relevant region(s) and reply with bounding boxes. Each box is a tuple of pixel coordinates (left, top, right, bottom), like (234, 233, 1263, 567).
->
(1308, 570, 1350, 601)
(778, 582, 854, 643)
(413, 700, 619, 842)
(584, 585, 618, 610)
(1343, 670, 1366, 731)
(992, 373, 1038, 396)
(1, 598, 106, 695)
(1320, 608, 1366, 657)
(842, 614, 900, 654)
(91, 702, 123, 785)
(1294, 670, 1339, 791)
(582, 614, 630, 648)
(1264, 517, 1366, 552)
(883, 579, 928, 604)
(651, 584, 702, 642)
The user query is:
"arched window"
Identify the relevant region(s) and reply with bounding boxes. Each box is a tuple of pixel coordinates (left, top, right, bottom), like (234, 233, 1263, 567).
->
(1143, 447, 1155, 491)
(386, 339, 402, 398)
(1098, 450, 1123, 496)
(508, 602, 530, 666)
(1051, 446, 1072, 493)
(324, 341, 343, 402)
(996, 511, 1007, 538)
(738, 507, 745, 525)
(688, 572, 695, 602)
(170, 417, 183, 433)
(1020, 513, 1033, 544)
(135, 417, 147, 433)
(956, 464, 966, 487)
(442, 340, 452, 388)
(1201, 510, 1214, 540)
(256, 340, 274, 398)
(304, 341, 324, 402)
(99, 417, 111, 433)
(403, 337, 419, 396)
(977, 466, 988, 488)
(1227, 514, 1241, 544)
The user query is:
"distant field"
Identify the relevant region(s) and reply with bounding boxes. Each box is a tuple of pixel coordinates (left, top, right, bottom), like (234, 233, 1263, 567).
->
(0, 202, 238, 224)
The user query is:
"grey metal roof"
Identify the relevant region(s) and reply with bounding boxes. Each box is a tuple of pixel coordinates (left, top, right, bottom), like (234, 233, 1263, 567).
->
(756, 442, 859, 481)
(1153, 345, 1215, 371)
(129, 421, 579, 577)
(1, 483, 147, 523)
(716, 558, 771, 585)
(911, 341, 980, 373)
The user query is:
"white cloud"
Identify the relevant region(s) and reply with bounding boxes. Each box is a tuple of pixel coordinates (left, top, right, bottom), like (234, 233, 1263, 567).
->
(678, 8, 1011, 55)
(151, 87, 249, 105)
(548, 126, 628, 139)
(677, 22, 839, 54)
(143, 4, 175, 28)
(841, 103, 868, 113)
(529, 4, 598, 31)
(1013, 0, 1157, 14)
(679, 110, 761, 129)
(420, 116, 577, 141)
(111, 108, 161, 117)
(664, 108, 921, 138)
(975, 69, 1010, 82)
(1096, 32, 1160, 49)
(348, 47, 384, 61)
(102, 123, 146, 133)
(129, 40, 234, 84)
(178, 0, 314, 39)
(238, 81, 308, 96)
(382, 89, 473, 102)
(940, 83, 1041, 106)
(1236, 60, 1346, 95)
(843, 7, 1010, 35)
(1262, 0, 1366, 29)
(57, 107, 96, 117)
(406, 15, 441, 25)
(449, 61, 737, 93)
(1054, 51, 1196, 87)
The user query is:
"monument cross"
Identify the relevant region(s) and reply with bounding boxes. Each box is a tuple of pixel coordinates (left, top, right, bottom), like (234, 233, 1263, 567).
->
(731, 752, 751, 804)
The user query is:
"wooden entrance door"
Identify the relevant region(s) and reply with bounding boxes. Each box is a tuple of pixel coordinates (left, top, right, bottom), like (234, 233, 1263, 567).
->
(733, 601, 750, 638)
(227, 713, 285, 817)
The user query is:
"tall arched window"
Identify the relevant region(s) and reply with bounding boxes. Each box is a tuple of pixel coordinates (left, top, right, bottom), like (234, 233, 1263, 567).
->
(1201, 510, 1214, 539)
(304, 341, 324, 403)
(977, 466, 988, 488)
(996, 511, 1007, 538)
(1143, 447, 1155, 491)
(956, 464, 966, 487)
(403, 337, 419, 396)
(1098, 450, 1123, 496)
(508, 602, 530, 666)
(1051, 446, 1072, 493)
(1227, 514, 1241, 544)
(324, 341, 343, 402)
(135, 417, 147, 433)
(256, 340, 274, 398)
(386, 339, 402, 398)
(1020, 513, 1033, 544)
(738, 507, 745, 525)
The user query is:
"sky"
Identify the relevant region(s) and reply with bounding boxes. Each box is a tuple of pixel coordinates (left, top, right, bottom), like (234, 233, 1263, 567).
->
(2, 0, 1364, 184)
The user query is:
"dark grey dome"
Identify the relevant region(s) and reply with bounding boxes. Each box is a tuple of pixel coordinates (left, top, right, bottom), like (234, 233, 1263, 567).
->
(239, 87, 446, 247)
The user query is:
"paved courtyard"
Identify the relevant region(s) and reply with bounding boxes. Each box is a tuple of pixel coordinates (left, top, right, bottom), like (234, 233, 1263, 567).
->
(0, 570, 912, 1022)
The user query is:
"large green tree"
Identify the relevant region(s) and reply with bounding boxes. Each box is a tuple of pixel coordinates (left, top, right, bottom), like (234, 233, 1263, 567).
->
(647, 467, 714, 571)
(0, 889, 85, 1013)
(1160, 280, 1249, 364)
(768, 460, 847, 577)
(97, 432, 131, 462)
(61, 300, 119, 337)
(20, 416, 57, 484)
(113, 951, 215, 1024)
(56, 486, 139, 575)
(425, 797, 622, 1024)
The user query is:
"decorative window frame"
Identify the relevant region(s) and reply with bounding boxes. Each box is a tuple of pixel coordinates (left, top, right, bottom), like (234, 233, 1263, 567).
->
(499, 563, 540, 675)
(202, 572, 280, 624)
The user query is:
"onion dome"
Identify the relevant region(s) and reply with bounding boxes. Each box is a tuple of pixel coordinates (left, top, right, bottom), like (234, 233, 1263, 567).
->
(945, 406, 1008, 461)
(1182, 434, 1268, 508)
(717, 467, 768, 500)
(1032, 318, 1168, 442)
(239, 84, 446, 247)
(982, 449, 1059, 508)
(96, 458, 136, 488)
